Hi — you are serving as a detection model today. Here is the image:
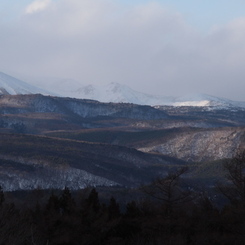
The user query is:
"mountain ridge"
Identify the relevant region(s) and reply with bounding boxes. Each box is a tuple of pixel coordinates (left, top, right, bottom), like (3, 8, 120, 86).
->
(1, 71, 245, 108)
(0, 132, 184, 190)
(0, 92, 244, 190)
(30, 78, 245, 108)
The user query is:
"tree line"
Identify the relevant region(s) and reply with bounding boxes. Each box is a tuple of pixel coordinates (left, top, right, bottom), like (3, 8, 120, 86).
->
(0, 150, 245, 245)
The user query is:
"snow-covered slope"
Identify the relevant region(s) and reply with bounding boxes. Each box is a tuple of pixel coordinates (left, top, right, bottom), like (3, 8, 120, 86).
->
(0, 72, 52, 95)
(2, 72, 244, 109)
(58, 82, 175, 105)
(172, 94, 245, 108)
(76, 83, 173, 105)
(55, 81, 245, 108)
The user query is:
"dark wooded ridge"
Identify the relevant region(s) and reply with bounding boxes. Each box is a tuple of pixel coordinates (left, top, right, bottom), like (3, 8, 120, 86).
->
(1, 151, 245, 245)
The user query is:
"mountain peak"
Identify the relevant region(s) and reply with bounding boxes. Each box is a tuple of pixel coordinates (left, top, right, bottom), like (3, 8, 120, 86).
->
(106, 82, 123, 93)
(48, 80, 245, 108)
(2, 72, 245, 108)
(0, 72, 52, 96)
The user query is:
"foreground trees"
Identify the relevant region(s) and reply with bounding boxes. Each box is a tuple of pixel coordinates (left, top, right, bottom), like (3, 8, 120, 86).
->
(1, 151, 245, 244)
(217, 150, 245, 206)
(141, 167, 192, 215)
(0, 186, 243, 245)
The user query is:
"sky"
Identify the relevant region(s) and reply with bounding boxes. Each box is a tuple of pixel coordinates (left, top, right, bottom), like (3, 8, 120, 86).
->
(1, 0, 245, 101)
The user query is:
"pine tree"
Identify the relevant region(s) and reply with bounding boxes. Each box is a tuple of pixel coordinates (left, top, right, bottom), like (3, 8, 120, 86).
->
(59, 187, 76, 214)
(85, 188, 100, 213)
(46, 192, 60, 213)
(125, 201, 141, 218)
(108, 197, 120, 220)
(0, 186, 4, 206)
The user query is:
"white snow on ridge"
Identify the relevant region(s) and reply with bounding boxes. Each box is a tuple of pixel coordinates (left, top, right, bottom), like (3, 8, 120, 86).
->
(1, 71, 245, 109)
(173, 100, 211, 107)
(0, 72, 53, 96)
(60, 82, 175, 105)
(171, 93, 235, 108)
(55, 81, 245, 109)
(173, 93, 245, 108)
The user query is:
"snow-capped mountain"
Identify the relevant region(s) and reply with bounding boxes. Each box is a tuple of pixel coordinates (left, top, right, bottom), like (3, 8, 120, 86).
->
(63, 82, 174, 105)
(54, 81, 245, 108)
(0, 72, 52, 95)
(1, 71, 245, 108)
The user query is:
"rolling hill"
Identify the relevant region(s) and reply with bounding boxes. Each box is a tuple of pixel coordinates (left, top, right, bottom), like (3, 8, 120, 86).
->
(0, 133, 187, 190)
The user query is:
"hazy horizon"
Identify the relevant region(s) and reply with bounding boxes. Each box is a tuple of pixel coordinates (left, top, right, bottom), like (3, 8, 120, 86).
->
(1, 0, 245, 101)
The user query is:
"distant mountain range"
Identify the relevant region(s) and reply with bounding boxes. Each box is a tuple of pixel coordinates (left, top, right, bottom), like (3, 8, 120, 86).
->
(0, 72, 245, 190)
(1, 71, 245, 108)
(63, 82, 245, 108)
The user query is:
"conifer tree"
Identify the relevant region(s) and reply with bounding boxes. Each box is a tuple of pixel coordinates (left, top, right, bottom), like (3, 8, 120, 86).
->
(46, 192, 60, 213)
(59, 187, 76, 214)
(108, 197, 120, 220)
(85, 188, 100, 213)
(0, 186, 4, 206)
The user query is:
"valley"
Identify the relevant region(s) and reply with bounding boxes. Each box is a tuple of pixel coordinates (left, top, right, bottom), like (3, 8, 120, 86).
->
(0, 72, 244, 191)
(0, 92, 244, 191)
(2, 1, 245, 242)
(0, 132, 185, 190)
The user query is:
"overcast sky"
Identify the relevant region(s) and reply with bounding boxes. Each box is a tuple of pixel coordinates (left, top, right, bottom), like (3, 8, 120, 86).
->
(1, 0, 245, 100)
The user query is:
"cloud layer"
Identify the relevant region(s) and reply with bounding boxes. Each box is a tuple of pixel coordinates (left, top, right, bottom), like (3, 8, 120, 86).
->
(25, 0, 51, 14)
(1, 0, 245, 100)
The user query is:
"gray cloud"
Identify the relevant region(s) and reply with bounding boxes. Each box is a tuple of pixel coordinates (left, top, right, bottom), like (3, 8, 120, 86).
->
(1, 0, 245, 101)
(25, 0, 51, 14)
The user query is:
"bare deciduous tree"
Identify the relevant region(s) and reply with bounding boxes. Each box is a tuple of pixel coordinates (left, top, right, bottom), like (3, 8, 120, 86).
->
(217, 149, 245, 207)
(141, 167, 192, 214)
